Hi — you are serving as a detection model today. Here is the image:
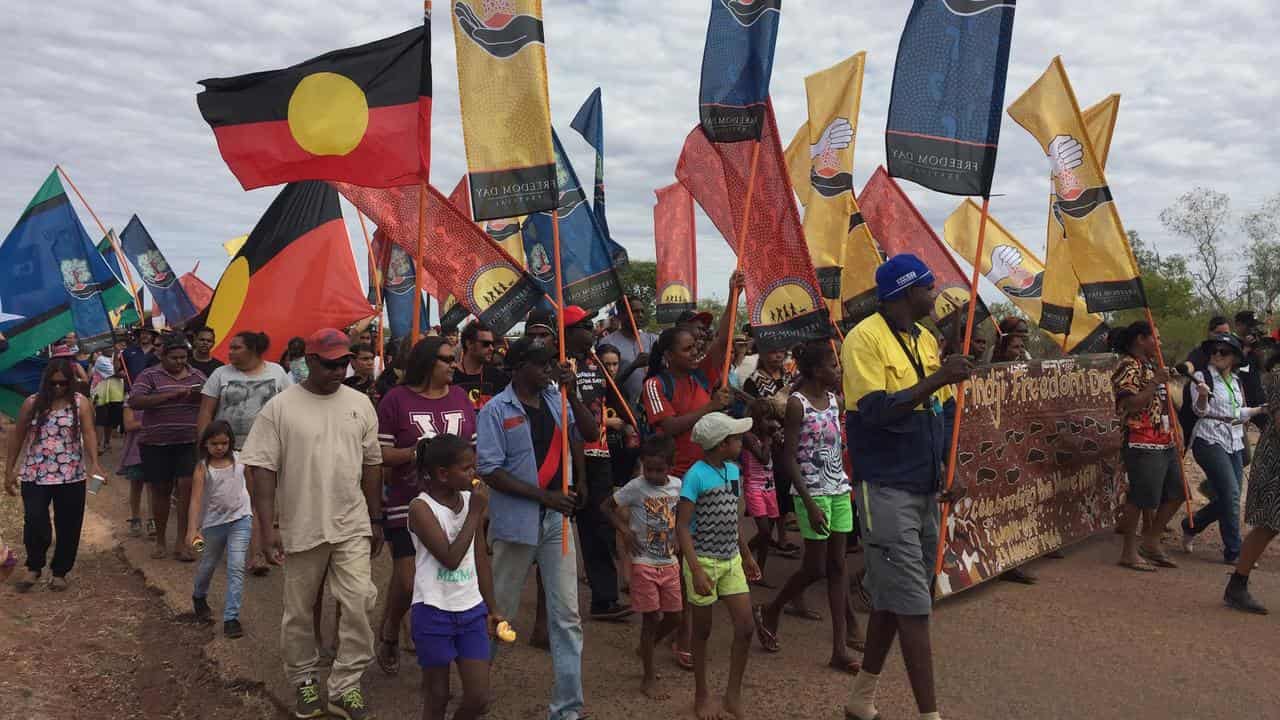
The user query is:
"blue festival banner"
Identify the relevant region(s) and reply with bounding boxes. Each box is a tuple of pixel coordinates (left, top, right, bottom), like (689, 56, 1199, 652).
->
(521, 130, 621, 312)
(698, 0, 782, 143)
(377, 232, 431, 340)
(885, 0, 1017, 196)
(569, 88, 628, 268)
(0, 170, 129, 371)
(51, 226, 115, 347)
(119, 215, 198, 324)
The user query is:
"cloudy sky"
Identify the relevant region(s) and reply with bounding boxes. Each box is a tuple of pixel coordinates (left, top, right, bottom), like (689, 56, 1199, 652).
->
(2, 1, 1276, 313)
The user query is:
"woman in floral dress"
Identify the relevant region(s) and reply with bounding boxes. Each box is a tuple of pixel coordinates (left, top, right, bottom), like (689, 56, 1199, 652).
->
(4, 357, 103, 591)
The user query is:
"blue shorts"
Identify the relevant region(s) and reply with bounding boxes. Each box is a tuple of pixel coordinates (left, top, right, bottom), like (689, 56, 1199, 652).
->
(411, 601, 489, 668)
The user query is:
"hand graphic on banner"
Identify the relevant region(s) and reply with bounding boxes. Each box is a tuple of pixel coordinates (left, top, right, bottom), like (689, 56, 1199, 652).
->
(1048, 134, 1085, 201)
(810, 117, 854, 160)
(986, 245, 1023, 286)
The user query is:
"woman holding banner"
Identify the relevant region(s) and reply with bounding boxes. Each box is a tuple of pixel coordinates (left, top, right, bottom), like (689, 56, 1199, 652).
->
(1109, 321, 1184, 572)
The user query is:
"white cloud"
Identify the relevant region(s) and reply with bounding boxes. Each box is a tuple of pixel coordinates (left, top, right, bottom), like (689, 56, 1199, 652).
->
(2, 0, 1276, 306)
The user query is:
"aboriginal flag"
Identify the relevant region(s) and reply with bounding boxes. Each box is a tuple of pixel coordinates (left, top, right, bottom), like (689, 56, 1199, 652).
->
(204, 182, 374, 361)
(197, 26, 430, 190)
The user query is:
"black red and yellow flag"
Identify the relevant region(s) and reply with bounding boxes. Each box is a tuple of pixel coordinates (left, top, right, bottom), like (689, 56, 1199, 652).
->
(205, 182, 374, 361)
(197, 27, 430, 190)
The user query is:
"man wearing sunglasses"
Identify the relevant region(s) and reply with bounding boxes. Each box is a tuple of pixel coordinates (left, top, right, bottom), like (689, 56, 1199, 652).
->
(453, 321, 510, 411)
(242, 328, 385, 720)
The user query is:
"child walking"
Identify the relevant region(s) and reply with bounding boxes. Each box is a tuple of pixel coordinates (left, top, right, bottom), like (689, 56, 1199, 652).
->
(187, 420, 252, 638)
(406, 434, 503, 720)
(605, 435, 684, 698)
(753, 340, 861, 672)
(742, 397, 785, 584)
(676, 412, 762, 720)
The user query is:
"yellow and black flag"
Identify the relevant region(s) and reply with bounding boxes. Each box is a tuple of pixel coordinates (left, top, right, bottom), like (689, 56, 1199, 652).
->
(197, 27, 430, 190)
(1040, 94, 1120, 334)
(1008, 58, 1144, 313)
(945, 200, 1109, 354)
(205, 182, 373, 361)
(452, 0, 557, 220)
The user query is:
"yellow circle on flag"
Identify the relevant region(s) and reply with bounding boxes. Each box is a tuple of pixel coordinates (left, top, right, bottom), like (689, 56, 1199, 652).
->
(287, 72, 369, 156)
(760, 282, 815, 324)
(206, 256, 250, 346)
(470, 266, 521, 312)
(660, 283, 693, 305)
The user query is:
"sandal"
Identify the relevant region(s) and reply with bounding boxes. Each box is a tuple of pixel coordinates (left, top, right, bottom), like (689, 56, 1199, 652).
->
(151, 546, 167, 560)
(828, 656, 862, 675)
(671, 642, 693, 671)
(784, 606, 822, 621)
(14, 570, 40, 592)
(1139, 547, 1178, 569)
(846, 636, 866, 652)
(752, 604, 780, 653)
(1118, 559, 1156, 573)
(376, 636, 400, 676)
(48, 576, 69, 592)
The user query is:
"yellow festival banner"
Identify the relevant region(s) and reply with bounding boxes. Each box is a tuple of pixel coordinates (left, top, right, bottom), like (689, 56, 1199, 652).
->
(944, 200, 1109, 354)
(1040, 95, 1120, 334)
(452, 0, 557, 220)
(1008, 58, 1144, 313)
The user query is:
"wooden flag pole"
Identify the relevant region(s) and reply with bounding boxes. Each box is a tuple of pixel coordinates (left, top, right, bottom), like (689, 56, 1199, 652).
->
(412, 180, 427, 346)
(56, 165, 144, 327)
(355, 210, 386, 366)
(550, 207, 572, 556)
(620, 294, 646, 352)
(933, 196, 992, 577)
(720, 141, 762, 385)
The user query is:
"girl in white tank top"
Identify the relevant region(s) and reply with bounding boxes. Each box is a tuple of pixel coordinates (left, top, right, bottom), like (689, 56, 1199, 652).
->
(406, 434, 505, 718)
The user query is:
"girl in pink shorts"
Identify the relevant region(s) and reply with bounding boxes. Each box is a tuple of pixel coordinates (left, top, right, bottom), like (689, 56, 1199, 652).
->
(742, 398, 785, 584)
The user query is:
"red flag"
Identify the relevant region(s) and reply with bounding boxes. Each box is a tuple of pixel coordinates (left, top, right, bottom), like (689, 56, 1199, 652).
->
(334, 182, 541, 336)
(653, 182, 698, 324)
(858, 166, 988, 329)
(676, 100, 828, 351)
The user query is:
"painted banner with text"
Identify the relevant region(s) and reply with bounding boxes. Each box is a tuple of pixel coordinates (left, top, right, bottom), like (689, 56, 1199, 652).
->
(936, 354, 1126, 599)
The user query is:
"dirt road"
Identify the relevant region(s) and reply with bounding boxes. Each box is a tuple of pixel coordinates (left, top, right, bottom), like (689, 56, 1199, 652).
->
(2, 450, 1278, 720)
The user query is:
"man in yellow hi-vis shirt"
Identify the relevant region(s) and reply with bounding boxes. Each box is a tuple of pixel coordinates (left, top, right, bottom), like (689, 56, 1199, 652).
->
(841, 254, 973, 720)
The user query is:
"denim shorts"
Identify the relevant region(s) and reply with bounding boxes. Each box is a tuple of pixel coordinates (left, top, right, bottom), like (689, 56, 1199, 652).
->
(411, 602, 490, 668)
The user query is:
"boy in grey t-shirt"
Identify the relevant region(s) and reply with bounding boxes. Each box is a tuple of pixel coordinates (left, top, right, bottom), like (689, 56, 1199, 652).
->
(604, 435, 683, 697)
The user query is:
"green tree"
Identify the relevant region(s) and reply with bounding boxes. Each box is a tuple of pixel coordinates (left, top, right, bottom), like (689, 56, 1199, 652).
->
(616, 260, 657, 329)
(1115, 230, 1204, 361)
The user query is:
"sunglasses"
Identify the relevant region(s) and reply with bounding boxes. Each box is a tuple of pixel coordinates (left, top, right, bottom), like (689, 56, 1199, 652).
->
(1211, 347, 1235, 357)
(435, 354, 457, 364)
(48, 380, 69, 388)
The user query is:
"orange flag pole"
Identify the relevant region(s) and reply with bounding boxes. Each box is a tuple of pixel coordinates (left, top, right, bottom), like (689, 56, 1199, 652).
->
(720, 141, 762, 385)
(620, 294, 646, 352)
(933, 196, 991, 577)
(550, 205, 572, 556)
(591, 350, 641, 430)
(56, 164, 144, 326)
(356, 209, 387, 365)
(412, 180, 427, 346)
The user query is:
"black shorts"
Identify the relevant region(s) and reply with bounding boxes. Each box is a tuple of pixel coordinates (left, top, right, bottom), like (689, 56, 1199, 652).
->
(94, 401, 122, 430)
(386, 525, 416, 559)
(139, 443, 197, 484)
(1123, 445, 1185, 510)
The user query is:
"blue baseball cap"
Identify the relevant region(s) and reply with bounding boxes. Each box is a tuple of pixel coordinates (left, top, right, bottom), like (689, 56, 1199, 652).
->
(876, 253, 934, 301)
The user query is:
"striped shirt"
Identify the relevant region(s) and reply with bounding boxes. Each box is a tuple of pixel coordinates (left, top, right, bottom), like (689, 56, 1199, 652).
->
(376, 385, 476, 528)
(680, 460, 742, 560)
(130, 365, 206, 446)
(1192, 369, 1251, 452)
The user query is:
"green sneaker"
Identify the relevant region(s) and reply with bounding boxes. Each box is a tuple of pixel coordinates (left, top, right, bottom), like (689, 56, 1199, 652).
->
(294, 680, 324, 719)
(328, 686, 373, 720)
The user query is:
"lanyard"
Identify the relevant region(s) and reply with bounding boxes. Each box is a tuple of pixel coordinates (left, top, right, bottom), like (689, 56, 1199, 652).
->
(1219, 371, 1239, 415)
(880, 312, 927, 383)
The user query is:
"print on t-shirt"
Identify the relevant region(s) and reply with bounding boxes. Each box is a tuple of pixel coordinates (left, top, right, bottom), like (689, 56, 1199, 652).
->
(220, 379, 281, 444)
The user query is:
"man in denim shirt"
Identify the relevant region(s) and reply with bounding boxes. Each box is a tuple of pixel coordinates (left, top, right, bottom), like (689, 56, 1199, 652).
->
(477, 336, 599, 720)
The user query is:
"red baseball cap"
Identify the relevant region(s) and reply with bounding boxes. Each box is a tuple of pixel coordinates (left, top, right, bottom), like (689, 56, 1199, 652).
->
(563, 305, 591, 328)
(305, 328, 353, 360)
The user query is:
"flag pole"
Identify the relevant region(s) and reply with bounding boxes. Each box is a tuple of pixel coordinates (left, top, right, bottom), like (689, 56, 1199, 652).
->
(933, 196, 992, 577)
(550, 207, 572, 556)
(355, 209, 386, 365)
(56, 165, 144, 326)
(620, 295, 645, 352)
(720, 141, 762, 384)
(412, 180, 427, 346)
(591, 350, 641, 430)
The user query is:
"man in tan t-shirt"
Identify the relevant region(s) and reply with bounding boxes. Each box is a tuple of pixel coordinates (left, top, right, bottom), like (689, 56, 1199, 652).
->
(241, 328, 383, 720)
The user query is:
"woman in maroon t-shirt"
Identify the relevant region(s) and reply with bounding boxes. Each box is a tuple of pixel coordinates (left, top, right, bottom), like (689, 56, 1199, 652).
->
(374, 337, 477, 675)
